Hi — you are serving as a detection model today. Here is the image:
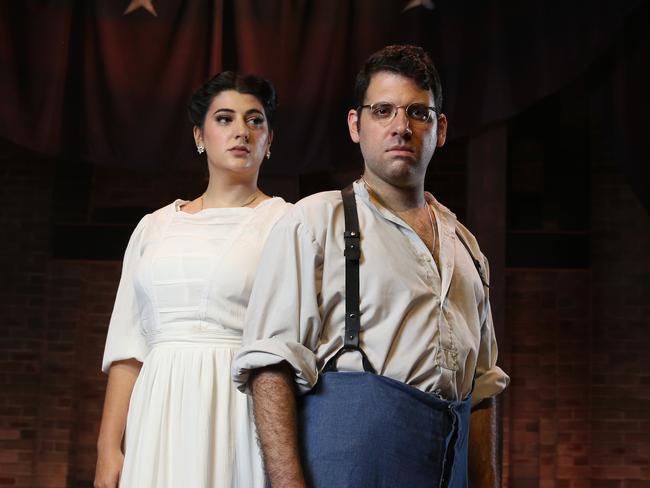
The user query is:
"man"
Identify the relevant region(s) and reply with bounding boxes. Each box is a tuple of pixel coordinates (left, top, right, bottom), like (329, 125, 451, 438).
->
(232, 45, 509, 487)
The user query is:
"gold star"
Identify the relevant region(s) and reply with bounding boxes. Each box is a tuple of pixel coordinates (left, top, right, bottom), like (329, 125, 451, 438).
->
(124, 0, 158, 17)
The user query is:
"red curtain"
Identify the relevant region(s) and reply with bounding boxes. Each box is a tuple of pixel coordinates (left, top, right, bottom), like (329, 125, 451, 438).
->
(1, 0, 648, 209)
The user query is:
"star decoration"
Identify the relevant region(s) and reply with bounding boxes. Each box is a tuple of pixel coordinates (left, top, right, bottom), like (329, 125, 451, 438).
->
(402, 0, 435, 12)
(124, 0, 158, 17)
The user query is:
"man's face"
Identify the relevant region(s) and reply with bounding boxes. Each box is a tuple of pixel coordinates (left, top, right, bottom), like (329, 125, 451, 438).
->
(347, 71, 447, 188)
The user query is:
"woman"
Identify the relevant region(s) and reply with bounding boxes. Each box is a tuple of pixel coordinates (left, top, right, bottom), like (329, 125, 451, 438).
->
(94, 72, 289, 488)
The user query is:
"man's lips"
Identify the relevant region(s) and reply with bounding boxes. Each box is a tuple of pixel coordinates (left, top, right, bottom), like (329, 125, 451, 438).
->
(386, 145, 414, 153)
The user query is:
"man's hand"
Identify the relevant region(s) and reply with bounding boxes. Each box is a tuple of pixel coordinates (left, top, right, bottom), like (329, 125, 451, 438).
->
(250, 362, 307, 488)
(469, 397, 500, 487)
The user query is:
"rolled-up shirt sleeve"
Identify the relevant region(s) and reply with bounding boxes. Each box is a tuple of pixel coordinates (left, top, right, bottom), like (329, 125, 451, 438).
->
(232, 208, 324, 395)
(472, 255, 510, 406)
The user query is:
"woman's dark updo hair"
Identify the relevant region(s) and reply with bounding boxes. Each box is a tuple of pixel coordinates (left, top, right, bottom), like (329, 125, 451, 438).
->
(188, 71, 278, 130)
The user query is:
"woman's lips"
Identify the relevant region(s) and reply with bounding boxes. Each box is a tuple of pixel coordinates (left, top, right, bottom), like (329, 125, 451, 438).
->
(229, 146, 250, 156)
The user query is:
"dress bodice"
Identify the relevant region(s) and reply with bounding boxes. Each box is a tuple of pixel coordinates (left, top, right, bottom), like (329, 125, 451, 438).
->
(102, 197, 291, 371)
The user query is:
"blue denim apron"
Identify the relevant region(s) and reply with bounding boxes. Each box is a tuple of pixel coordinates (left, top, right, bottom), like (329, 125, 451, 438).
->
(298, 372, 471, 487)
(291, 185, 477, 487)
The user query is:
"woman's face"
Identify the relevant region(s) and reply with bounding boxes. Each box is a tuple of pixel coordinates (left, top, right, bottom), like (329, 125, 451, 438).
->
(194, 90, 272, 179)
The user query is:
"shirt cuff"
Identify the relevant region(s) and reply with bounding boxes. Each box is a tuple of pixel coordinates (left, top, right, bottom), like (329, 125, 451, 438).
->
(472, 365, 510, 406)
(232, 338, 319, 395)
(101, 348, 146, 373)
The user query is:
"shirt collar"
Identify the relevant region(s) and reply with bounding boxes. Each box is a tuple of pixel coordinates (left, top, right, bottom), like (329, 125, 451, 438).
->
(352, 179, 458, 229)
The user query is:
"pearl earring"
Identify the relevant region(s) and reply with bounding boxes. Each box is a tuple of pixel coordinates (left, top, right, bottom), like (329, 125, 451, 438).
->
(197, 144, 204, 154)
(266, 148, 271, 160)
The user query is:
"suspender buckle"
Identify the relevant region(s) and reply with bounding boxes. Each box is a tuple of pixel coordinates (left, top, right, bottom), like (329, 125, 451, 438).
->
(344, 230, 361, 260)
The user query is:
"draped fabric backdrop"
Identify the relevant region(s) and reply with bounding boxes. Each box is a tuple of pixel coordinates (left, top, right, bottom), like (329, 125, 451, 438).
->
(0, 0, 648, 210)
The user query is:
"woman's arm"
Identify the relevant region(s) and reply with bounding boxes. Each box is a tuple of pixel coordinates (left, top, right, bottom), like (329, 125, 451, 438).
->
(94, 359, 142, 488)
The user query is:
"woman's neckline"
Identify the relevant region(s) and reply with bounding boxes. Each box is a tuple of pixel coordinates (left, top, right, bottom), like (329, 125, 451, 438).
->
(174, 196, 279, 215)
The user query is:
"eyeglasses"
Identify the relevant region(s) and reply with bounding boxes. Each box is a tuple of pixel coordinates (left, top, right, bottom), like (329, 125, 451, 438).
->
(357, 102, 437, 126)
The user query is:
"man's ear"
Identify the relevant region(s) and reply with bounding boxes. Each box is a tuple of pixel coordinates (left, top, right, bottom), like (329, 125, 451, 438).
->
(436, 114, 447, 147)
(347, 109, 360, 143)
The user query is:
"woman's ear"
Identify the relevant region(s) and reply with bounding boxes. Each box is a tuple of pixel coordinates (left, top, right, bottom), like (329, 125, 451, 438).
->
(193, 125, 203, 147)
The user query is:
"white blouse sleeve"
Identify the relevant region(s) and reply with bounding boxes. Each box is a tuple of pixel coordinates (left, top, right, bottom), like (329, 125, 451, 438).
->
(101, 216, 150, 373)
(472, 255, 510, 405)
(232, 208, 323, 395)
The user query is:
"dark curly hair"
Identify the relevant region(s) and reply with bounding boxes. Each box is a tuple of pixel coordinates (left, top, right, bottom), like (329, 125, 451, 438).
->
(354, 45, 443, 111)
(188, 71, 278, 130)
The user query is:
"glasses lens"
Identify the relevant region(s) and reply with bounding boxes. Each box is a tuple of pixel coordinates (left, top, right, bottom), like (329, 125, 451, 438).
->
(370, 103, 396, 121)
(406, 104, 433, 122)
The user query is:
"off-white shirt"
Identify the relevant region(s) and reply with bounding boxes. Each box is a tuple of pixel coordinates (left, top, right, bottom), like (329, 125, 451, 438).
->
(232, 182, 509, 405)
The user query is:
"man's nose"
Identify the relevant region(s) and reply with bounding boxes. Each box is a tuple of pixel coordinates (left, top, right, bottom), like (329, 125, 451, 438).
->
(391, 108, 412, 138)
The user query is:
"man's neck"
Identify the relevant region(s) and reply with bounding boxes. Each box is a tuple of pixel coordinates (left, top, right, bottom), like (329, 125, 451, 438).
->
(361, 173, 426, 212)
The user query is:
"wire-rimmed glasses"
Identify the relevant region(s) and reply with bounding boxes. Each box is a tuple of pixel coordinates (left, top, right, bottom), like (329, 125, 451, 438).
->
(357, 102, 437, 126)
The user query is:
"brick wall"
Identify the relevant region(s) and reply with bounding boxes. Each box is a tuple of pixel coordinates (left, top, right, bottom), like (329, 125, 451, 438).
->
(0, 143, 52, 488)
(504, 269, 592, 487)
(588, 132, 650, 485)
(35, 261, 124, 488)
(502, 110, 650, 486)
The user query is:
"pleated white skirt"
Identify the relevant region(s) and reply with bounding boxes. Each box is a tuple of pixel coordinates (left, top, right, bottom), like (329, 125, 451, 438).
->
(120, 343, 264, 487)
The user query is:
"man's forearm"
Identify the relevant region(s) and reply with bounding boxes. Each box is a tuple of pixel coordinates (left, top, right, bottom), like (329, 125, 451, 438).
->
(250, 363, 306, 488)
(468, 397, 500, 488)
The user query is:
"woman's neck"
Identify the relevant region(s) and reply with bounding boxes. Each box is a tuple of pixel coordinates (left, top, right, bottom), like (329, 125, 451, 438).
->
(202, 173, 260, 208)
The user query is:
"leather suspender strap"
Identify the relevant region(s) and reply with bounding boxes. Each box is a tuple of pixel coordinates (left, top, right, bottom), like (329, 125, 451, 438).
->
(322, 184, 376, 374)
(454, 230, 490, 289)
(342, 184, 361, 348)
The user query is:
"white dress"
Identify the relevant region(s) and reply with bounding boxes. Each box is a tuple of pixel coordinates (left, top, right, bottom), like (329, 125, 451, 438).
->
(102, 197, 290, 488)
